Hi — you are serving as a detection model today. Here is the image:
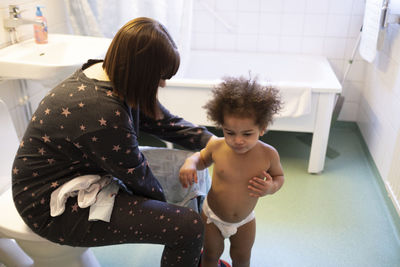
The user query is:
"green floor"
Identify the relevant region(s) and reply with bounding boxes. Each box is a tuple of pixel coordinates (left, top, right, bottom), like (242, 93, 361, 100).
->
(92, 122, 400, 267)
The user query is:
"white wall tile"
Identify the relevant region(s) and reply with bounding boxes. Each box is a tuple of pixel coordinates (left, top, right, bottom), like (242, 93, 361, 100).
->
(375, 51, 399, 89)
(215, 33, 236, 51)
(0, 7, 11, 44)
(257, 35, 280, 52)
(279, 36, 302, 53)
(352, 0, 366, 15)
(324, 37, 347, 58)
(302, 37, 324, 55)
(236, 12, 259, 34)
(237, 0, 260, 12)
(357, 23, 400, 189)
(358, 96, 382, 148)
(341, 80, 362, 102)
(329, 0, 354, 14)
(214, 11, 237, 34)
(338, 101, 359, 121)
(193, 10, 216, 33)
(344, 38, 363, 62)
(236, 34, 258, 51)
(326, 14, 350, 37)
(260, 0, 283, 13)
(43, 0, 68, 28)
(281, 14, 304, 36)
(259, 13, 282, 35)
(283, 0, 306, 14)
(347, 15, 363, 38)
(347, 60, 366, 82)
(192, 32, 215, 50)
(303, 14, 327, 36)
(388, 26, 400, 65)
(194, 0, 215, 11)
(0, 1, 13, 9)
(215, 0, 236, 12)
(305, 0, 330, 14)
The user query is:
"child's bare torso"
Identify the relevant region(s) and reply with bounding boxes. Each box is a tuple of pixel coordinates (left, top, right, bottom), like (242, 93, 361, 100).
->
(207, 141, 271, 223)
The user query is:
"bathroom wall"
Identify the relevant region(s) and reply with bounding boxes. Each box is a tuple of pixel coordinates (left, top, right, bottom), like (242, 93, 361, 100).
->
(191, 0, 367, 122)
(0, 0, 70, 137)
(0, 0, 366, 133)
(357, 23, 400, 214)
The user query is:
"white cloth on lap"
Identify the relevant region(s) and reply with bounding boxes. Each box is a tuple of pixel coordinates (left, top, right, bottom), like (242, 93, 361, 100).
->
(88, 179, 120, 222)
(50, 174, 119, 222)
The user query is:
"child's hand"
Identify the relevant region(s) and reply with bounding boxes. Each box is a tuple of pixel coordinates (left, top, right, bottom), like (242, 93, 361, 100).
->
(248, 170, 275, 198)
(179, 160, 198, 188)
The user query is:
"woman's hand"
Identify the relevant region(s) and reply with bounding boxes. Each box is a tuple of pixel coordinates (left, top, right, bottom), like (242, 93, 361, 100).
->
(248, 170, 276, 198)
(179, 159, 198, 188)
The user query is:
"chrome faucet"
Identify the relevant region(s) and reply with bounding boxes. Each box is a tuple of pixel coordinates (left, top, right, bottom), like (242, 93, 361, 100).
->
(4, 5, 44, 29)
(3, 5, 45, 44)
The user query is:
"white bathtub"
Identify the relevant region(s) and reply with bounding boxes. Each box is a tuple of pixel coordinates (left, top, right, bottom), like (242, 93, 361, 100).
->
(158, 50, 342, 173)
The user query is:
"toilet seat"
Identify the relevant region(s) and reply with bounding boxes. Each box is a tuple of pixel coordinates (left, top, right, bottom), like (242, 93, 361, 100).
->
(0, 186, 100, 267)
(0, 187, 46, 242)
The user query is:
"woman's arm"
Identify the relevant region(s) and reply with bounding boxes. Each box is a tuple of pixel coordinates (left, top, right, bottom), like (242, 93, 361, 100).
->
(139, 101, 214, 151)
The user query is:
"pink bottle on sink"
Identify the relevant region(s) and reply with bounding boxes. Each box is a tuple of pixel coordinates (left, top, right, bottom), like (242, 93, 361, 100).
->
(33, 6, 48, 44)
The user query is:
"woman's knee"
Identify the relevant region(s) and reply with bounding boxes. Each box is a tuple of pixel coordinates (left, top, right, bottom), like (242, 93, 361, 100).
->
(183, 208, 204, 236)
(171, 207, 204, 245)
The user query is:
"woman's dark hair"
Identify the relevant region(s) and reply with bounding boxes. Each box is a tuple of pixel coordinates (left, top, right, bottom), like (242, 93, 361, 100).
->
(103, 17, 180, 118)
(204, 76, 282, 130)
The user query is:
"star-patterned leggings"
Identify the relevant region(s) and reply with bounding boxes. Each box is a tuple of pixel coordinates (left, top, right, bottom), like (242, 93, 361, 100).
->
(41, 190, 204, 267)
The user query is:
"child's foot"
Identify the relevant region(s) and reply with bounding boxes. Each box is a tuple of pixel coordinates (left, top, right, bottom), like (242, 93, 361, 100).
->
(218, 259, 231, 267)
(197, 250, 231, 267)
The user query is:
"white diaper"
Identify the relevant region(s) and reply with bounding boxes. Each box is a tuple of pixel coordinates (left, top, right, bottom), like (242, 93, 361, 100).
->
(202, 196, 255, 238)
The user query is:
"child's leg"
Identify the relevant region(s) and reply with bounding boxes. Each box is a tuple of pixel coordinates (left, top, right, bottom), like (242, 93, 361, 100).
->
(201, 211, 225, 267)
(229, 218, 256, 267)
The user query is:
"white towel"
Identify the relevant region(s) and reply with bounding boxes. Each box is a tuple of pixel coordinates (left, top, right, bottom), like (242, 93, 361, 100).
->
(88, 180, 120, 222)
(359, 0, 385, 63)
(50, 174, 119, 222)
(276, 85, 312, 118)
(140, 146, 211, 209)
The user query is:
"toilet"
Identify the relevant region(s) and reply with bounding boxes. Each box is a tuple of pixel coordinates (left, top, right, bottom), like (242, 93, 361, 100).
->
(0, 99, 100, 267)
(0, 188, 100, 267)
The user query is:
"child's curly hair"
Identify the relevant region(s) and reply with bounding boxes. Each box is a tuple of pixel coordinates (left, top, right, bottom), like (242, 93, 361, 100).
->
(204, 76, 282, 130)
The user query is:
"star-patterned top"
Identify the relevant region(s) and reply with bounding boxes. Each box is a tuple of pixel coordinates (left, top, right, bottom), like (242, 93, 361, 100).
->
(11, 59, 213, 234)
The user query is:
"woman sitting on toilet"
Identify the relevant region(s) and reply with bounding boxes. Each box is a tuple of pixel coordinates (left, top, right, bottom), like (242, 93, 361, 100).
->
(11, 17, 214, 267)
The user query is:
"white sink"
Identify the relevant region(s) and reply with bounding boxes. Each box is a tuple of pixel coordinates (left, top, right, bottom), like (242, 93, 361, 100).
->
(0, 34, 112, 80)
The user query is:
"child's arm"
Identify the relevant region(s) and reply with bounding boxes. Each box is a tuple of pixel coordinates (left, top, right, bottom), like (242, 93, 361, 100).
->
(248, 147, 284, 198)
(179, 137, 216, 188)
